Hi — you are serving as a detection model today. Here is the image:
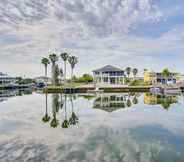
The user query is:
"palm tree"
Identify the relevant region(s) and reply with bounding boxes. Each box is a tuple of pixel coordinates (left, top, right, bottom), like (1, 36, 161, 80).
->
(68, 56, 78, 82)
(125, 67, 131, 78)
(41, 57, 50, 77)
(60, 53, 69, 84)
(42, 93, 50, 123)
(162, 68, 170, 84)
(49, 53, 59, 85)
(132, 68, 138, 79)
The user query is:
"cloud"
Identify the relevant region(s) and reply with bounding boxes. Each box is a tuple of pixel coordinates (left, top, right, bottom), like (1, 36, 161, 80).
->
(0, 0, 183, 76)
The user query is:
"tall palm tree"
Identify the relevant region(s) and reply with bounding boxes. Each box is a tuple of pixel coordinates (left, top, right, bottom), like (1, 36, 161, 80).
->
(60, 53, 69, 84)
(49, 53, 59, 85)
(68, 56, 78, 82)
(42, 93, 50, 123)
(132, 68, 138, 79)
(41, 57, 50, 77)
(125, 67, 131, 78)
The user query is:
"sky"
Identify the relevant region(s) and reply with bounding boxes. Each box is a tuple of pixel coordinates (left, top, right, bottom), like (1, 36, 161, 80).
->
(0, 0, 184, 78)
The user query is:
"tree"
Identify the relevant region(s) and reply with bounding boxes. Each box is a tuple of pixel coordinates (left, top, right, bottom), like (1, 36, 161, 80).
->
(132, 68, 138, 79)
(49, 53, 59, 85)
(54, 65, 60, 86)
(41, 57, 50, 77)
(68, 56, 78, 82)
(60, 52, 69, 84)
(125, 67, 131, 78)
(162, 68, 170, 84)
(78, 74, 93, 83)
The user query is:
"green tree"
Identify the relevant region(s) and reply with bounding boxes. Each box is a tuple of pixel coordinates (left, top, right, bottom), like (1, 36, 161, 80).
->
(125, 67, 131, 78)
(60, 52, 69, 84)
(78, 74, 93, 83)
(132, 68, 138, 79)
(68, 56, 78, 82)
(49, 53, 59, 85)
(54, 64, 60, 86)
(41, 57, 50, 77)
(162, 68, 170, 84)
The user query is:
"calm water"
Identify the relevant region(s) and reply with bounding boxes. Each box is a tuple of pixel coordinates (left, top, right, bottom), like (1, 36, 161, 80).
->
(0, 90, 184, 162)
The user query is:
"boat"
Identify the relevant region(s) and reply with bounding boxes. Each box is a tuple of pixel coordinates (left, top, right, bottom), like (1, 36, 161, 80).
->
(164, 87, 181, 95)
(87, 87, 104, 93)
(150, 87, 163, 94)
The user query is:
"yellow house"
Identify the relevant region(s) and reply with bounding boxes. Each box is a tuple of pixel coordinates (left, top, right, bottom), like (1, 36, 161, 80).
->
(144, 71, 156, 85)
(144, 70, 179, 85)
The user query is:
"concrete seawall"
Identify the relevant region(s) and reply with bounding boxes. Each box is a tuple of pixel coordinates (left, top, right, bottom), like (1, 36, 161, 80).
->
(44, 86, 152, 93)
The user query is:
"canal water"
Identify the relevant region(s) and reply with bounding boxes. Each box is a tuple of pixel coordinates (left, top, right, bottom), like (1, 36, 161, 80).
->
(0, 90, 184, 162)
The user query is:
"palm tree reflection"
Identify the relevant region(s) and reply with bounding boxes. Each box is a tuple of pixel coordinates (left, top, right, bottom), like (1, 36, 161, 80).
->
(69, 95, 79, 126)
(42, 93, 50, 123)
(61, 95, 70, 128)
(50, 94, 60, 128)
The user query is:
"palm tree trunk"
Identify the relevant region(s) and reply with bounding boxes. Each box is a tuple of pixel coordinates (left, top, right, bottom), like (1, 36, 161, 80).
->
(64, 61, 67, 84)
(45, 65, 47, 77)
(64, 95, 67, 119)
(46, 93, 48, 115)
(51, 64, 55, 85)
(71, 68, 73, 83)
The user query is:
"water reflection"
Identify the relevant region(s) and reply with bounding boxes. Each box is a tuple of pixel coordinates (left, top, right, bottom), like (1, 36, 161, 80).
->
(144, 93, 178, 110)
(93, 93, 140, 112)
(42, 93, 79, 129)
(0, 91, 184, 161)
(0, 89, 32, 102)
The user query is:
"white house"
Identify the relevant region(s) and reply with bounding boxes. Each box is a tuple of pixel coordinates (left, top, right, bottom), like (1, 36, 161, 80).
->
(93, 65, 126, 85)
(0, 72, 16, 85)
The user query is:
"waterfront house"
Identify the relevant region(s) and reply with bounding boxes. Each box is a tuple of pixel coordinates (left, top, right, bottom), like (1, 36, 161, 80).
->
(34, 76, 51, 84)
(0, 72, 16, 85)
(93, 65, 125, 84)
(144, 70, 178, 85)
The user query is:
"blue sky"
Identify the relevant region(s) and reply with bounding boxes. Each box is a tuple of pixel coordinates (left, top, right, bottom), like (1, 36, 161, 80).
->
(0, 0, 184, 77)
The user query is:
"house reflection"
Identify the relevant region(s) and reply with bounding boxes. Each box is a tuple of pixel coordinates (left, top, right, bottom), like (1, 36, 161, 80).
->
(0, 89, 32, 102)
(93, 93, 139, 112)
(144, 93, 178, 109)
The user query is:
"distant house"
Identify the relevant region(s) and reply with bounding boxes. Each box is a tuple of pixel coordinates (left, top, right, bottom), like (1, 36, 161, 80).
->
(0, 72, 16, 85)
(144, 70, 178, 85)
(34, 76, 51, 84)
(93, 65, 125, 84)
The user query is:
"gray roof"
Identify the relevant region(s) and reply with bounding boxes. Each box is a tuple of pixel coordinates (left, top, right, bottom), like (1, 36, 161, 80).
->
(93, 65, 123, 72)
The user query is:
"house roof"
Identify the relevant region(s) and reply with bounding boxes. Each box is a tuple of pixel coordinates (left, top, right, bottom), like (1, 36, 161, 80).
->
(93, 65, 123, 72)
